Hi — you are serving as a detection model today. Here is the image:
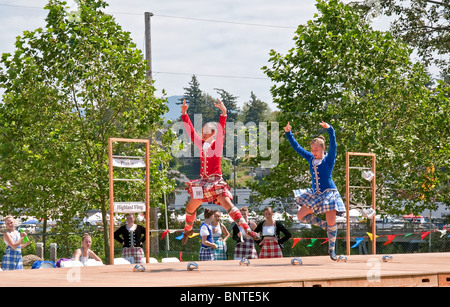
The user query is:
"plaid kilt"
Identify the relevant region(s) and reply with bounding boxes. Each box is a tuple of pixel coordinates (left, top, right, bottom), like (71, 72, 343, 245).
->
(294, 188, 346, 214)
(233, 237, 258, 260)
(213, 238, 228, 261)
(186, 175, 233, 205)
(199, 247, 215, 261)
(259, 240, 283, 259)
(2, 247, 23, 270)
(122, 247, 144, 264)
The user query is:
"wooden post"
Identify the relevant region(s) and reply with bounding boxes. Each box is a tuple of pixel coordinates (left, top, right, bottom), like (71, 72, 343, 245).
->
(345, 152, 376, 255)
(108, 138, 151, 265)
(345, 152, 350, 255)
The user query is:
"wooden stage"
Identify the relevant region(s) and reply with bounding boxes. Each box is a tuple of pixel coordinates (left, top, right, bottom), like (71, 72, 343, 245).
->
(1, 252, 450, 287)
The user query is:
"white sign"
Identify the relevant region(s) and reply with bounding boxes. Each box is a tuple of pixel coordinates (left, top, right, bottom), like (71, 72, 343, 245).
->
(113, 158, 146, 168)
(114, 202, 146, 213)
(192, 187, 204, 200)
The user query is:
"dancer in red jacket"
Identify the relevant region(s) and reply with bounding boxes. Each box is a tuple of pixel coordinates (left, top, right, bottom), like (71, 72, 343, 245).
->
(180, 98, 259, 244)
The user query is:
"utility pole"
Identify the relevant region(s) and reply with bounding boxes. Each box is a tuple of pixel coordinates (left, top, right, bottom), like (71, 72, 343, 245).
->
(145, 12, 154, 82)
(144, 11, 158, 256)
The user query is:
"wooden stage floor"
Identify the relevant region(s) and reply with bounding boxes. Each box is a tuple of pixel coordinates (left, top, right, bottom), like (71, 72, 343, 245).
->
(1, 252, 450, 287)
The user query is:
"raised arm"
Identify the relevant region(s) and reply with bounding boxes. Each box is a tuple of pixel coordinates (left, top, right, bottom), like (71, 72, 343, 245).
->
(284, 122, 314, 161)
(214, 98, 227, 151)
(320, 122, 336, 166)
(181, 99, 203, 148)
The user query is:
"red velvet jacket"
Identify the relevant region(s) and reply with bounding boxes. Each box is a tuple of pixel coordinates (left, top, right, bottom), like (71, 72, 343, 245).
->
(182, 113, 226, 178)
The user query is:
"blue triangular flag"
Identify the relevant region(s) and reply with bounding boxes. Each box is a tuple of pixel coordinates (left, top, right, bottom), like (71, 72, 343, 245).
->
(351, 237, 364, 248)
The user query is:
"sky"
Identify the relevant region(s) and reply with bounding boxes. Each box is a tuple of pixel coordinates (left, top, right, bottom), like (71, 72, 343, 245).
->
(0, 0, 391, 110)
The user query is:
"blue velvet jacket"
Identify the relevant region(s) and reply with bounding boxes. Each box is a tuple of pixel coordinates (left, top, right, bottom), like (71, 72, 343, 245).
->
(285, 125, 337, 194)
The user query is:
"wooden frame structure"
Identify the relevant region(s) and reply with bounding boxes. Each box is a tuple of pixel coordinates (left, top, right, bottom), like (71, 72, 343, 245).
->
(345, 152, 376, 255)
(108, 138, 150, 265)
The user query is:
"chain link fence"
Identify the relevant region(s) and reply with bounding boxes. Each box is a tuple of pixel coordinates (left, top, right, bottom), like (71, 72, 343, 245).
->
(10, 222, 449, 264)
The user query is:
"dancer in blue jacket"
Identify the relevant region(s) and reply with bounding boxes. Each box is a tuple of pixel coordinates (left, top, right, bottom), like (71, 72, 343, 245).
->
(285, 121, 346, 261)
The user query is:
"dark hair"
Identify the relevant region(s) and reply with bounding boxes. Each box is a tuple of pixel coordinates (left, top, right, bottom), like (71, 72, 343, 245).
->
(263, 206, 273, 213)
(204, 208, 214, 219)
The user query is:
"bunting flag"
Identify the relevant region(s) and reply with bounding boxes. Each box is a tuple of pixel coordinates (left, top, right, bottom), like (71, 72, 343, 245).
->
(351, 237, 364, 248)
(307, 239, 317, 247)
(321, 238, 329, 245)
(291, 238, 302, 248)
(383, 235, 396, 246)
(175, 232, 200, 240)
(160, 229, 170, 240)
(366, 232, 379, 241)
(421, 231, 431, 240)
(405, 233, 413, 238)
(438, 230, 447, 238)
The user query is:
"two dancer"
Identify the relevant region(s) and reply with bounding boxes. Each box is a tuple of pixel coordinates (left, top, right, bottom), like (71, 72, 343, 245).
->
(285, 121, 345, 261)
(180, 98, 259, 244)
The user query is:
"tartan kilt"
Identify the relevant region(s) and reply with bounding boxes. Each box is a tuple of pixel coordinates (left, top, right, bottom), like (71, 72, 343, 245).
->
(199, 247, 215, 261)
(294, 188, 346, 215)
(213, 238, 227, 261)
(233, 237, 258, 260)
(259, 240, 283, 259)
(186, 175, 233, 205)
(122, 247, 144, 264)
(2, 247, 23, 270)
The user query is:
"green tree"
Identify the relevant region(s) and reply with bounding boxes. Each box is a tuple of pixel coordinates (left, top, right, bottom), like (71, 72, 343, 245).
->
(239, 92, 272, 123)
(379, 0, 450, 75)
(214, 88, 240, 123)
(0, 0, 174, 262)
(256, 0, 449, 214)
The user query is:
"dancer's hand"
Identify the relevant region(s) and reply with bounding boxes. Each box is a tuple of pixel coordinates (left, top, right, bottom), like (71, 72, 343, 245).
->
(214, 98, 227, 115)
(181, 99, 188, 115)
(284, 122, 291, 132)
(319, 121, 330, 129)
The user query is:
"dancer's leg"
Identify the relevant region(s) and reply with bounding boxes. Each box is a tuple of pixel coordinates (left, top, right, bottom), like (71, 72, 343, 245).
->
(326, 210, 337, 261)
(216, 196, 259, 239)
(182, 199, 203, 244)
(297, 206, 327, 230)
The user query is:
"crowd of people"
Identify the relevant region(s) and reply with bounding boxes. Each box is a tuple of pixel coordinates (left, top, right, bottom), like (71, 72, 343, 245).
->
(198, 206, 291, 261)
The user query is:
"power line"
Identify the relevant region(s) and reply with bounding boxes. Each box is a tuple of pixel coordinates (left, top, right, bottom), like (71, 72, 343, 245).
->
(0, 2, 279, 82)
(117, 12, 297, 29)
(154, 71, 269, 80)
(0, 3, 297, 29)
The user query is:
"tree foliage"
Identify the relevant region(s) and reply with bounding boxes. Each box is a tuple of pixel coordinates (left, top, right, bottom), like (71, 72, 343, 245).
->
(379, 0, 450, 75)
(256, 0, 449, 215)
(0, 0, 174, 261)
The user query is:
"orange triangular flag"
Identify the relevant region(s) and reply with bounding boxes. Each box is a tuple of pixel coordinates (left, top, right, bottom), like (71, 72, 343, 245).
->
(291, 238, 301, 248)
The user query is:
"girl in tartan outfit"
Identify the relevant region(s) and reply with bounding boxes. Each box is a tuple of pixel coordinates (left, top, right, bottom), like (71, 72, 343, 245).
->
(2, 215, 30, 270)
(211, 210, 230, 261)
(114, 213, 146, 264)
(284, 121, 346, 261)
(199, 209, 217, 261)
(254, 207, 291, 258)
(232, 206, 258, 260)
(180, 99, 259, 244)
